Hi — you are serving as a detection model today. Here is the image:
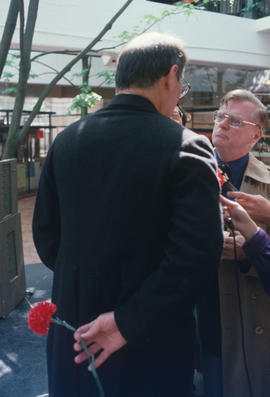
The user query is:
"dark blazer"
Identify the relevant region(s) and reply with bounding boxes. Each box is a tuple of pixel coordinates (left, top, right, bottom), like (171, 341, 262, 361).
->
(33, 94, 223, 397)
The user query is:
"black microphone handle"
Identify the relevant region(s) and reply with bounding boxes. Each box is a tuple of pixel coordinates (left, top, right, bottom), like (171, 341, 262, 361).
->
(224, 181, 238, 192)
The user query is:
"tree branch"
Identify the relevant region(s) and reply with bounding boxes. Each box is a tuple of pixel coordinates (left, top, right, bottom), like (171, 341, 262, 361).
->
(17, 0, 134, 146)
(0, 0, 19, 79)
(33, 59, 78, 87)
(18, 0, 25, 64)
(3, 0, 40, 159)
(31, 49, 80, 62)
(91, 5, 189, 54)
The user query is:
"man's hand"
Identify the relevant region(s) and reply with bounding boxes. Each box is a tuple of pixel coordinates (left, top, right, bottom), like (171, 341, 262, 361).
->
(73, 312, 127, 369)
(228, 191, 270, 225)
(222, 231, 247, 261)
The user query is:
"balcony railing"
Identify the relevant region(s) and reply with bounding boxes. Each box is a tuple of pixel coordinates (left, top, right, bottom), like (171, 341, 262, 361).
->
(147, 0, 270, 19)
(202, 0, 270, 19)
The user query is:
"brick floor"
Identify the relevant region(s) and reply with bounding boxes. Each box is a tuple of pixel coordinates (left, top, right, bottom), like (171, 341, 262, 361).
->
(18, 195, 41, 265)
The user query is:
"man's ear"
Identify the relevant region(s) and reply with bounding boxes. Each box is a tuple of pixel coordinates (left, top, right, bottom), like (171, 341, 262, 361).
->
(253, 127, 263, 143)
(167, 64, 179, 90)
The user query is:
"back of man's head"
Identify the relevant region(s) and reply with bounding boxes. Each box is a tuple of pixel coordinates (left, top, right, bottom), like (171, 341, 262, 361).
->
(115, 32, 186, 92)
(221, 89, 269, 131)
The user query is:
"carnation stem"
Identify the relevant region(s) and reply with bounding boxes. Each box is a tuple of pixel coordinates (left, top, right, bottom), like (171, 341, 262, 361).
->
(52, 317, 105, 397)
(53, 317, 76, 332)
(81, 338, 105, 397)
(24, 297, 34, 308)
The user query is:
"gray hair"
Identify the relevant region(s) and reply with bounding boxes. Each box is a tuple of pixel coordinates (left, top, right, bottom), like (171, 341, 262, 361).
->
(220, 89, 269, 130)
(115, 32, 187, 91)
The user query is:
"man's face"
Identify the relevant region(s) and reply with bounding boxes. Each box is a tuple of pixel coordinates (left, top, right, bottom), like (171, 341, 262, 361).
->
(212, 99, 262, 161)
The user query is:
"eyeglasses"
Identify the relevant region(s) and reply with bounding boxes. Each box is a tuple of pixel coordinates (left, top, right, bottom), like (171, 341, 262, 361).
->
(213, 111, 261, 129)
(179, 78, 191, 99)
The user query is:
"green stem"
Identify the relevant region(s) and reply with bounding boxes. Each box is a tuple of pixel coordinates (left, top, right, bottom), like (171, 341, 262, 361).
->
(24, 296, 34, 308)
(53, 317, 76, 332)
(52, 317, 105, 397)
(81, 338, 105, 397)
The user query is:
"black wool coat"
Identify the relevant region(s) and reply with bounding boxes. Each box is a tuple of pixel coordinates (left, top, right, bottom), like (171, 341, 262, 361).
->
(33, 94, 223, 397)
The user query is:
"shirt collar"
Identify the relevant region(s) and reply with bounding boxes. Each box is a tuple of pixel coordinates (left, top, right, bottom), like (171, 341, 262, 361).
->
(215, 151, 249, 169)
(215, 151, 249, 190)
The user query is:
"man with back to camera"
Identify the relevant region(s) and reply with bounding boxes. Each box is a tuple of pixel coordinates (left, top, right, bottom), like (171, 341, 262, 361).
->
(206, 89, 270, 397)
(33, 32, 223, 397)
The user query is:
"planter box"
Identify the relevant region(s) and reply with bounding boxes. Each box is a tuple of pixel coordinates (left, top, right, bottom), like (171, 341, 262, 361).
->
(0, 159, 17, 221)
(0, 159, 25, 318)
(0, 213, 25, 317)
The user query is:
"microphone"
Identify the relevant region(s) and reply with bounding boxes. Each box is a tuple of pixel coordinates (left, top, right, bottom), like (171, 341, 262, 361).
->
(218, 164, 238, 192)
(224, 217, 235, 231)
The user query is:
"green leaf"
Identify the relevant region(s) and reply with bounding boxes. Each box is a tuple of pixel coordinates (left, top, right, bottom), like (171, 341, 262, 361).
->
(2, 71, 15, 82)
(66, 91, 102, 115)
(72, 72, 84, 78)
(80, 83, 92, 94)
(10, 53, 20, 59)
(6, 59, 15, 66)
(96, 70, 115, 86)
(3, 87, 17, 94)
(3, 71, 14, 79)
(241, 2, 259, 13)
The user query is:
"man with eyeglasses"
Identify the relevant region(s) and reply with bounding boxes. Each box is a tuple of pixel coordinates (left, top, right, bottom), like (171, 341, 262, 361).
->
(206, 89, 270, 397)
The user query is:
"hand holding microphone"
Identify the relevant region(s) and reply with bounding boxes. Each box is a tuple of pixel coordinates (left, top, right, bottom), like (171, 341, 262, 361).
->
(220, 195, 259, 241)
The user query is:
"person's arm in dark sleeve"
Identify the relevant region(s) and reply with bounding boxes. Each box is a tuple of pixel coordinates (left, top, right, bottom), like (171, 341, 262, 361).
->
(114, 133, 224, 344)
(32, 144, 60, 271)
(243, 228, 270, 295)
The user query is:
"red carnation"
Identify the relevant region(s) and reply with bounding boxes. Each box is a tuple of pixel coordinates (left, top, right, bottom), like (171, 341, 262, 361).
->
(217, 167, 227, 187)
(27, 300, 104, 396)
(28, 301, 57, 335)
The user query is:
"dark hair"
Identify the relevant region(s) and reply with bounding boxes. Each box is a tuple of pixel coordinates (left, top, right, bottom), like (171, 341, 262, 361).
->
(115, 32, 186, 91)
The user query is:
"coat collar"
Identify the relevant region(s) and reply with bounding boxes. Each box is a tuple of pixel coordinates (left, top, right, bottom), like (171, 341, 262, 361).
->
(109, 94, 159, 114)
(245, 153, 270, 184)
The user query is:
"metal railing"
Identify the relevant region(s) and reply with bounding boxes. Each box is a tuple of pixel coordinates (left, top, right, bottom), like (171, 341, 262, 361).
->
(148, 0, 270, 19)
(199, 0, 269, 19)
